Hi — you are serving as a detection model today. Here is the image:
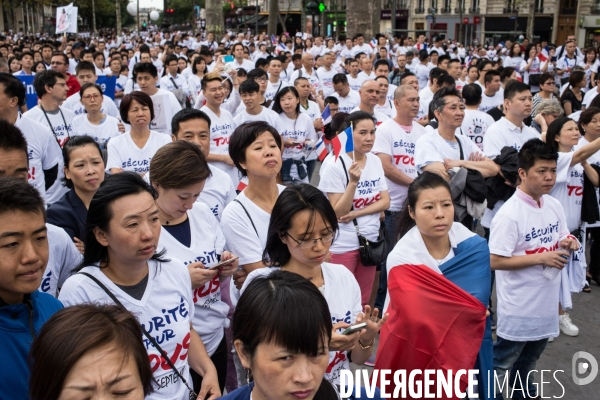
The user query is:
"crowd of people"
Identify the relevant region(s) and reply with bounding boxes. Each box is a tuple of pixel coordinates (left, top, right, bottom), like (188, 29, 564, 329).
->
(0, 27, 598, 400)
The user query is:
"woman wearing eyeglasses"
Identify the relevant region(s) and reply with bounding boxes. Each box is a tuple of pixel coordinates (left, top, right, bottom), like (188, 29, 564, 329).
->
(240, 184, 388, 386)
(71, 83, 121, 149)
(532, 73, 558, 117)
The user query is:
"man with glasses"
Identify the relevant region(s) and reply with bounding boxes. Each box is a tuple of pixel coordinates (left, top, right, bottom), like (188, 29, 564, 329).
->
(476, 59, 493, 91)
(50, 52, 80, 97)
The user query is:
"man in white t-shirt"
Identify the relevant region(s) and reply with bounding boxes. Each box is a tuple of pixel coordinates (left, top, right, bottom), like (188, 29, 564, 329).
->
(357, 57, 376, 81)
(159, 54, 189, 104)
(346, 58, 365, 91)
(61, 61, 120, 118)
(372, 84, 427, 310)
(133, 62, 182, 135)
(234, 80, 281, 131)
(265, 56, 289, 102)
(316, 52, 338, 97)
(171, 108, 236, 221)
(0, 74, 62, 202)
(331, 73, 361, 114)
(351, 80, 390, 124)
(414, 49, 430, 90)
(489, 139, 578, 400)
(230, 43, 255, 72)
(199, 73, 240, 187)
(351, 34, 374, 60)
(374, 60, 398, 102)
(479, 69, 504, 113)
(289, 53, 320, 92)
(415, 87, 498, 181)
(23, 70, 76, 204)
(461, 83, 497, 151)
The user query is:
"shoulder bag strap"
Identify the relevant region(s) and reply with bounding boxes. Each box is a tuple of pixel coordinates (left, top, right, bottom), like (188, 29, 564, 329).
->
(456, 135, 464, 161)
(78, 272, 197, 397)
(169, 76, 179, 89)
(234, 199, 260, 237)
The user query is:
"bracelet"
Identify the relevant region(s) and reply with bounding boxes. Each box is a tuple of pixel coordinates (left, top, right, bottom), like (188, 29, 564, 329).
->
(358, 338, 375, 350)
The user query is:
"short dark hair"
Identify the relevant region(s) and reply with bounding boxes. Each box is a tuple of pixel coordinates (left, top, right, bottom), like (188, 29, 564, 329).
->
(247, 68, 268, 81)
(263, 184, 339, 266)
(149, 141, 211, 189)
(429, 67, 447, 84)
(484, 69, 501, 85)
(255, 58, 269, 70)
(62, 135, 103, 189)
(272, 86, 300, 115)
(477, 59, 492, 72)
(332, 73, 348, 85)
(374, 59, 390, 71)
(0, 177, 45, 219)
(119, 91, 155, 124)
(79, 82, 103, 99)
(29, 304, 154, 400)
(0, 72, 26, 106)
(539, 72, 554, 85)
(33, 69, 64, 97)
(462, 83, 482, 106)
(400, 72, 417, 84)
(239, 79, 260, 95)
(51, 52, 68, 65)
(229, 121, 282, 177)
(419, 49, 429, 61)
(75, 60, 96, 76)
(191, 56, 207, 75)
(171, 108, 212, 136)
(133, 61, 158, 78)
(18, 51, 33, 61)
(324, 96, 339, 106)
(504, 80, 531, 101)
(518, 138, 558, 172)
(0, 118, 28, 156)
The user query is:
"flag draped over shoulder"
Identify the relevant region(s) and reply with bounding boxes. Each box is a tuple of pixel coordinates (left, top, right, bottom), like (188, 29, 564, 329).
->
(376, 223, 493, 400)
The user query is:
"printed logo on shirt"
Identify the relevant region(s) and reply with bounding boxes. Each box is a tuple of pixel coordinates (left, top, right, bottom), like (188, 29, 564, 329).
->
(524, 220, 560, 243)
(354, 178, 382, 208)
(40, 270, 52, 293)
(465, 118, 486, 148)
(122, 157, 152, 173)
(193, 274, 221, 308)
(28, 167, 36, 181)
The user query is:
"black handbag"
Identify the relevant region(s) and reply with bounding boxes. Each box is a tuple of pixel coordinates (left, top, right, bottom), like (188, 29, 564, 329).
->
(339, 157, 387, 266)
(528, 73, 541, 86)
(79, 272, 198, 400)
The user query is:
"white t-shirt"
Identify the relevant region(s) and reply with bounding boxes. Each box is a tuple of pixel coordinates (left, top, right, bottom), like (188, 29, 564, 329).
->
(582, 87, 599, 107)
(106, 130, 171, 174)
(149, 89, 183, 135)
(347, 74, 366, 92)
(414, 130, 481, 171)
(158, 203, 229, 356)
(15, 116, 62, 202)
(39, 224, 82, 298)
(414, 63, 430, 89)
(231, 58, 255, 72)
(520, 57, 542, 92)
(549, 152, 583, 232)
(489, 192, 570, 341)
(71, 114, 121, 148)
(199, 165, 236, 222)
(159, 73, 189, 95)
(357, 70, 376, 82)
(386, 83, 398, 102)
(201, 106, 240, 186)
(289, 68, 320, 91)
(419, 86, 435, 102)
(331, 90, 361, 114)
(279, 112, 318, 161)
(220, 185, 286, 267)
(318, 153, 388, 253)
(557, 55, 579, 80)
(187, 74, 202, 99)
(240, 263, 362, 386)
(58, 259, 194, 400)
(461, 109, 497, 151)
(233, 106, 282, 132)
(374, 100, 397, 119)
(575, 136, 600, 228)
(22, 106, 76, 204)
(317, 66, 338, 97)
(351, 44, 373, 58)
(62, 93, 120, 118)
(372, 119, 426, 211)
(264, 79, 289, 102)
(478, 90, 504, 113)
(504, 55, 524, 73)
(349, 107, 390, 125)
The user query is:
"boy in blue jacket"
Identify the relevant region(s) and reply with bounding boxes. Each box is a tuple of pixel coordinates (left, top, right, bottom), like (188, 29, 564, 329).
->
(0, 175, 63, 399)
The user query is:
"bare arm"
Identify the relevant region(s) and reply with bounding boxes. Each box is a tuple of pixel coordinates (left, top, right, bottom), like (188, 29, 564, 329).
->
(491, 252, 569, 271)
(563, 101, 573, 116)
(445, 157, 500, 178)
(422, 162, 450, 180)
(188, 326, 220, 400)
(328, 186, 358, 218)
(377, 153, 414, 186)
(571, 135, 600, 166)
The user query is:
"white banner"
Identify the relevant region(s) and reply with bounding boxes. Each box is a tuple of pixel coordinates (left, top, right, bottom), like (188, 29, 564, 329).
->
(56, 3, 78, 34)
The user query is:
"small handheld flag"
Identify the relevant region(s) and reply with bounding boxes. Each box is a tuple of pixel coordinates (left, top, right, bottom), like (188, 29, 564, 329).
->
(271, 34, 277, 44)
(370, 38, 377, 48)
(315, 137, 329, 162)
(321, 104, 332, 125)
(331, 125, 354, 161)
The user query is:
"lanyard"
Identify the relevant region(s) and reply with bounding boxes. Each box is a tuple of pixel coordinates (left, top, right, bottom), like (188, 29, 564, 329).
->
(40, 105, 70, 145)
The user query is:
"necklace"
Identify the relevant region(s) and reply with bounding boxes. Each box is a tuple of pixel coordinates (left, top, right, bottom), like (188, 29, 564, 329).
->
(246, 192, 275, 212)
(435, 240, 452, 266)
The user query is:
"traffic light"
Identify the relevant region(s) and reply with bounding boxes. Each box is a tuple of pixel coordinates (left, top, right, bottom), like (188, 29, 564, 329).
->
(166, 8, 175, 15)
(318, 2, 325, 12)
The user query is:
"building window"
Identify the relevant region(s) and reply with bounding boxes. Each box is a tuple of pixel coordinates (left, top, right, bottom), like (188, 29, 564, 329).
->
(471, 0, 479, 10)
(431, 0, 437, 10)
(536, 0, 544, 11)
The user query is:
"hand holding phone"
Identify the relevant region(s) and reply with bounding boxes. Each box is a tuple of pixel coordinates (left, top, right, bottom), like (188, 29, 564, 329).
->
(224, 55, 234, 63)
(341, 322, 367, 335)
(209, 256, 239, 270)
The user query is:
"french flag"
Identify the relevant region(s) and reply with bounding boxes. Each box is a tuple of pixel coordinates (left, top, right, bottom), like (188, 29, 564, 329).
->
(370, 38, 377, 48)
(236, 176, 249, 192)
(321, 104, 332, 125)
(278, 42, 287, 53)
(271, 34, 277, 44)
(315, 137, 329, 162)
(331, 125, 353, 161)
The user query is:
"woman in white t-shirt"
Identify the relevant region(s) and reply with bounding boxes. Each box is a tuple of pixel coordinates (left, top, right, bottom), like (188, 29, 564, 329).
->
(58, 172, 221, 400)
(273, 86, 317, 185)
(546, 117, 600, 298)
(579, 47, 596, 92)
(220, 121, 285, 291)
(149, 141, 238, 393)
(106, 92, 171, 175)
(520, 45, 547, 94)
(188, 56, 208, 105)
(240, 184, 388, 386)
(318, 112, 390, 306)
(504, 43, 524, 74)
(71, 83, 121, 149)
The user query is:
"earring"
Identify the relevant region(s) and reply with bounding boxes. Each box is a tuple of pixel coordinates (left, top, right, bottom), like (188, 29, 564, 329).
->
(246, 369, 253, 385)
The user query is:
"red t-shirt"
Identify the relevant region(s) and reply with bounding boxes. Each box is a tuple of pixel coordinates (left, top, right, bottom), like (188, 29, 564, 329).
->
(65, 74, 81, 98)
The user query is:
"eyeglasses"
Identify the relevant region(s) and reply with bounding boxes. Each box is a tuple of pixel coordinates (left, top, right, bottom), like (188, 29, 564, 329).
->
(83, 94, 101, 100)
(285, 232, 334, 249)
(254, 77, 267, 82)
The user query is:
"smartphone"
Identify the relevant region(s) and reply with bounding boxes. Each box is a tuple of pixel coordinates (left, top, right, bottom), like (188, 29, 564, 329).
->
(341, 322, 367, 335)
(551, 56, 557, 62)
(209, 256, 239, 270)
(224, 55, 234, 63)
